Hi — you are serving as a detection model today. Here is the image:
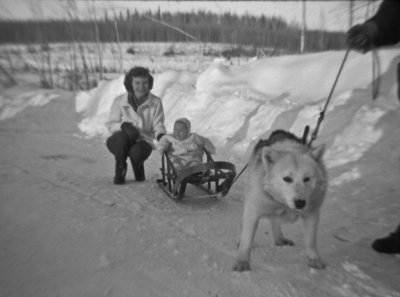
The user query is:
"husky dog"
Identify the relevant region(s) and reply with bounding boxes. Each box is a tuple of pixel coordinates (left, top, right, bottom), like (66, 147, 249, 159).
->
(233, 130, 327, 271)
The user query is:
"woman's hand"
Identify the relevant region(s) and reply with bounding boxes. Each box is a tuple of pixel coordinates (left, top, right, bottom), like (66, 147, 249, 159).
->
(121, 122, 140, 140)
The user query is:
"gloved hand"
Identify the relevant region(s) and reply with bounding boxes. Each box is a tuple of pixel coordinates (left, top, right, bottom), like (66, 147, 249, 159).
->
(121, 122, 140, 140)
(346, 22, 378, 53)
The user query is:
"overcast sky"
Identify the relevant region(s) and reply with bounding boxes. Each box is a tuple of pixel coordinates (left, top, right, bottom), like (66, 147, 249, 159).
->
(0, 0, 382, 32)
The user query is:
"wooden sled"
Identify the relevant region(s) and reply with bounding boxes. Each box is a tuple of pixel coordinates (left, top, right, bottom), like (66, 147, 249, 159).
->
(156, 150, 236, 201)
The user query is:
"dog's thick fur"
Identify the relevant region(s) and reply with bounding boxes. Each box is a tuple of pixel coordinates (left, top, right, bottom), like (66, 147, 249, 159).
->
(233, 130, 327, 271)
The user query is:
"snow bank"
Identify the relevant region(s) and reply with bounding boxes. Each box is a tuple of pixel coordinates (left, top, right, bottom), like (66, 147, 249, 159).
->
(71, 48, 399, 165)
(74, 76, 125, 138)
(0, 90, 60, 120)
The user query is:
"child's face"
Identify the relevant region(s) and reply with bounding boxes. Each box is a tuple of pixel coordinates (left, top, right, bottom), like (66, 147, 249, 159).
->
(131, 76, 150, 98)
(173, 122, 189, 141)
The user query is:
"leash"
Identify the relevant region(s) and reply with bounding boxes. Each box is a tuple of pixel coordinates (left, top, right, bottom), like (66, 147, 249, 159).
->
(231, 163, 248, 185)
(371, 48, 380, 100)
(307, 47, 351, 146)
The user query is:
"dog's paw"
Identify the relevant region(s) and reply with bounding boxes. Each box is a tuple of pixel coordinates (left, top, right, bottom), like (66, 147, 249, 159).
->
(307, 258, 326, 269)
(275, 238, 295, 246)
(232, 259, 251, 272)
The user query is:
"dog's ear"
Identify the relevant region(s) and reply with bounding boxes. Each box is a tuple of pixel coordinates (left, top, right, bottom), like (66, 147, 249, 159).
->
(261, 147, 281, 168)
(310, 144, 325, 161)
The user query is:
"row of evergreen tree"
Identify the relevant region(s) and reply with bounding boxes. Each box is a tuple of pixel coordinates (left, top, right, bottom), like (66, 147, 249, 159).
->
(0, 9, 346, 52)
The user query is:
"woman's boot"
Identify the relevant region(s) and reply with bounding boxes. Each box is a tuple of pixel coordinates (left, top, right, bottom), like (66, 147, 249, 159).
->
(132, 162, 145, 181)
(128, 141, 152, 182)
(114, 160, 127, 185)
(106, 131, 132, 185)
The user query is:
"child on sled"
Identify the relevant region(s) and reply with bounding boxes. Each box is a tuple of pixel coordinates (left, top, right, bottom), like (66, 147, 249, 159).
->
(157, 118, 216, 172)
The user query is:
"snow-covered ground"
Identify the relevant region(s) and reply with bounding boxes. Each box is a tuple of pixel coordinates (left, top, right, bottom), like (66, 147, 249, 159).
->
(1, 44, 400, 297)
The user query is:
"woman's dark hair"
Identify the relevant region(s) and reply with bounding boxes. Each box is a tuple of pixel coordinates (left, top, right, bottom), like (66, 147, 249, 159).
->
(124, 66, 154, 93)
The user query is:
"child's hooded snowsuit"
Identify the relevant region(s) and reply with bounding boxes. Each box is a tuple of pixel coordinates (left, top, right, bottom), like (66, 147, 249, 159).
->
(157, 118, 216, 171)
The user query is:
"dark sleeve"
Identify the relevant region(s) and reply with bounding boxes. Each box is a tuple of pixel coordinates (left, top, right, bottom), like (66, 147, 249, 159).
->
(367, 0, 400, 47)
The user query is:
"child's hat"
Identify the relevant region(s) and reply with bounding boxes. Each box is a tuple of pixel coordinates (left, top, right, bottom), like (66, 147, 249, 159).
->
(175, 117, 191, 132)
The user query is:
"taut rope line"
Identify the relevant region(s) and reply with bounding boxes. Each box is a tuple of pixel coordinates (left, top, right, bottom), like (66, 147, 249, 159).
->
(307, 47, 351, 146)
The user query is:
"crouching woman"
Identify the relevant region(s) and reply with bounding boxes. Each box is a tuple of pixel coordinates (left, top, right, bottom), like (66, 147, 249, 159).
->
(106, 66, 166, 184)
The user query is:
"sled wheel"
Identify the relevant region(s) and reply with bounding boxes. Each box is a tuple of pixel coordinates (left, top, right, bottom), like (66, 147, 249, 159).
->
(173, 179, 187, 201)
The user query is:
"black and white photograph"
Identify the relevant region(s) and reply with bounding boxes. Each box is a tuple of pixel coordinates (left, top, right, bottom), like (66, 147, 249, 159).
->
(0, 0, 399, 296)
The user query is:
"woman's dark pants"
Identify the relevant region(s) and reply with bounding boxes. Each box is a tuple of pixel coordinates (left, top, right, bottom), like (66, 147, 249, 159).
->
(106, 131, 152, 183)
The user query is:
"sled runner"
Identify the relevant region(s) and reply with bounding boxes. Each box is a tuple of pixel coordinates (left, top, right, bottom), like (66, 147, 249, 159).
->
(156, 149, 236, 201)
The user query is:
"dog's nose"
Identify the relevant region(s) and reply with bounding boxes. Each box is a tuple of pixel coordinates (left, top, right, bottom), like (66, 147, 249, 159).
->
(294, 199, 306, 209)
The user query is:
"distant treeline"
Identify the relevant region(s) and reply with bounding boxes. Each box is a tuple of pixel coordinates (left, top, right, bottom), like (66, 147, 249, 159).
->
(0, 10, 346, 52)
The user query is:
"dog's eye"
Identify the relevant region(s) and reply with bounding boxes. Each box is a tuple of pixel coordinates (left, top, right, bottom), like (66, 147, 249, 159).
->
(283, 176, 293, 183)
(303, 177, 310, 183)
